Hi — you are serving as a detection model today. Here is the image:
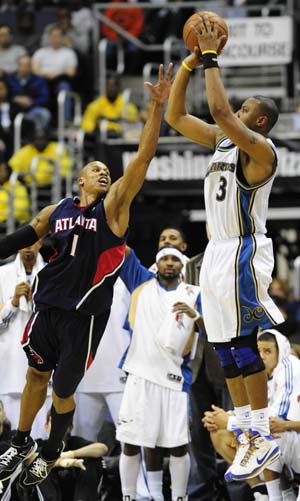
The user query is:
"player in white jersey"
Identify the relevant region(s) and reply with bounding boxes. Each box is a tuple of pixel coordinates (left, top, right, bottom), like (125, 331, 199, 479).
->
(165, 14, 284, 481)
(117, 247, 202, 501)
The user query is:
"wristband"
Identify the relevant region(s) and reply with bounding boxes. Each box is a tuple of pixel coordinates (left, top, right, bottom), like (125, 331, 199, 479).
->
(202, 51, 219, 70)
(193, 310, 201, 322)
(182, 61, 193, 72)
(227, 415, 238, 432)
(202, 50, 218, 55)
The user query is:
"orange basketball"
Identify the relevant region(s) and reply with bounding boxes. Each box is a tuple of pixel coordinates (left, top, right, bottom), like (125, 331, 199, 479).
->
(183, 11, 228, 54)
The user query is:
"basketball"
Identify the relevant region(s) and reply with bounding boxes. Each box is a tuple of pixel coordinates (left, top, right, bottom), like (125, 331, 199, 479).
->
(183, 11, 228, 54)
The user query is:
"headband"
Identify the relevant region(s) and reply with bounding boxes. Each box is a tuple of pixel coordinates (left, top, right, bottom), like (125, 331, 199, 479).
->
(156, 247, 185, 265)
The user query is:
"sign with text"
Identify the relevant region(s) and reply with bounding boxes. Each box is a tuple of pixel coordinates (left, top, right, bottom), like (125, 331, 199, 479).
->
(122, 146, 300, 181)
(219, 16, 293, 66)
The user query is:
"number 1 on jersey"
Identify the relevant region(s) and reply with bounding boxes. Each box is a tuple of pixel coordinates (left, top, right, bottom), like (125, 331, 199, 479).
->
(216, 176, 227, 201)
(70, 234, 79, 256)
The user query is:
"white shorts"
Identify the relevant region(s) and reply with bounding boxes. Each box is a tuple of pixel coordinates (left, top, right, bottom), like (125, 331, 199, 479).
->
(267, 431, 300, 474)
(116, 374, 190, 448)
(200, 234, 284, 342)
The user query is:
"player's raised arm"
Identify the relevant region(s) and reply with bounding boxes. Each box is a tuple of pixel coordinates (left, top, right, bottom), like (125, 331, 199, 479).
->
(194, 15, 275, 177)
(104, 63, 172, 238)
(0, 204, 56, 260)
(165, 48, 219, 149)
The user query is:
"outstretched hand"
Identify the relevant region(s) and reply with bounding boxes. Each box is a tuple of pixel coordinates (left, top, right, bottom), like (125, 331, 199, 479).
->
(192, 14, 227, 55)
(144, 63, 173, 104)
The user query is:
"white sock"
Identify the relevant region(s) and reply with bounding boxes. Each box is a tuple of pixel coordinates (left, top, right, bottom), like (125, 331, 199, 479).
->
(147, 470, 163, 501)
(265, 478, 282, 500)
(251, 407, 270, 435)
(119, 452, 140, 499)
(282, 487, 297, 500)
(169, 453, 190, 500)
(234, 404, 251, 430)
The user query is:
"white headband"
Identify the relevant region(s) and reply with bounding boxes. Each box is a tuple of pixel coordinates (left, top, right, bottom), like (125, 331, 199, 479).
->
(156, 247, 185, 265)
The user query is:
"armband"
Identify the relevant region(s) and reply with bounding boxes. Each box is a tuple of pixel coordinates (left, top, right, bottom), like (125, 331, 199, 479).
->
(182, 61, 193, 72)
(227, 415, 238, 432)
(202, 50, 218, 70)
(0, 226, 38, 259)
(193, 310, 201, 322)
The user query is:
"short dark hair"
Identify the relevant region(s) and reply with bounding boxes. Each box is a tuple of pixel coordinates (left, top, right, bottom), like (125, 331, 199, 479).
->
(160, 225, 187, 243)
(259, 331, 278, 346)
(253, 95, 279, 133)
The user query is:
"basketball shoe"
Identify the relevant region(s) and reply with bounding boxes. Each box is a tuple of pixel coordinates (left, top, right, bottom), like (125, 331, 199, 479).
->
(0, 437, 37, 482)
(224, 428, 249, 482)
(225, 430, 280, 481)
(19, 441, 65, 488)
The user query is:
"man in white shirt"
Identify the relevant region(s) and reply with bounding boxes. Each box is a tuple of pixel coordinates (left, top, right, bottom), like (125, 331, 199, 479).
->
(0, 241, 50, 439)
(32, 26, 78, 121)
(117, 247, 202, 501)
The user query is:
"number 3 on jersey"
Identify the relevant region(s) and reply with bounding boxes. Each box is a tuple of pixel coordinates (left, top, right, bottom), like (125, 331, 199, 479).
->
(216, 176, 227, 201)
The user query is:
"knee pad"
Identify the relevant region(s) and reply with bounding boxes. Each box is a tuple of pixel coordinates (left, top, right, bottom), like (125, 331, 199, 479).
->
(213, 343, 241, 379)
(230, 334, 265, 377)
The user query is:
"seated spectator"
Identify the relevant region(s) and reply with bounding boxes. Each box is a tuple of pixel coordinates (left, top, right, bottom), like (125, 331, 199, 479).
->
(0, 77, 14, 158)
(203, 329, 300, 500)
(41, 6, 90, 56)
(81, 74, 139, 138)
(36, 409, 107, 501)
(13, 7, 41, 55)
(32, 26, 78, 122)
(0, 159, 30, 226)
(6, 54, 51, 130)
(8, 127, 73, 193)
(269, 278, 300, 339)
(0, 24, 27, 75)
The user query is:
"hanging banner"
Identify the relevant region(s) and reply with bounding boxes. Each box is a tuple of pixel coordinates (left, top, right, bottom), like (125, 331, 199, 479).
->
(219, 16, 293, 66)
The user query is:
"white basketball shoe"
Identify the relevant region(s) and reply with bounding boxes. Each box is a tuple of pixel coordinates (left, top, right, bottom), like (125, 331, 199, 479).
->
(225, 430, 280, 481)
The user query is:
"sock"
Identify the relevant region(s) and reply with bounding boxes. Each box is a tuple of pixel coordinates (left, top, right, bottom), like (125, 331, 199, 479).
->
(265, 478, 282, 500)
(147, 470, 163, 501)
(234, 404, 251, 431)
(119, 452, 140, 499)
(251, 407, 270, 436)
(13, 429, 31, 446)
(169, 453, 190, 500)
(282, 487, 297, 500)
(41, 405, 75, 460)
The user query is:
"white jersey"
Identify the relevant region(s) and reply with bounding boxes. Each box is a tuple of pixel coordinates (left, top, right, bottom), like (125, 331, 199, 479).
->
(122, 279, 200, 392)
(205, 137, 277, 241)
(0, 254, 45, 393)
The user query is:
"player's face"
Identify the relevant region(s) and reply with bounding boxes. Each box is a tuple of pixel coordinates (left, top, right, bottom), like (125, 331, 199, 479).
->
(19, 241, 42, 264)
(157, 255, 183, 280)
(236, 98, 262, 130)
(78, 162, 111, 197)
(158, 229, 187, 252)
(258, 340, 278, 377)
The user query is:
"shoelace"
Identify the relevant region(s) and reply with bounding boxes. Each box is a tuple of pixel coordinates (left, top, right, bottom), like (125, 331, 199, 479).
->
(0, 448, 18, 466)
(30, 457, 49, 479)
(240, 434, 259, 467)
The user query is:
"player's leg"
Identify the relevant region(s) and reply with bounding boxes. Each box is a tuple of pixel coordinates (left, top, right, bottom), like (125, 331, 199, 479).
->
(169, 444, 190, 501)
(119, 443, 140, 501)
(214, 333, 279, 481)
(0, 310, 54, 482)
(117, 377, 161, 501)
(144, 446, 164, 501)
(19, 309, 110, 488)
